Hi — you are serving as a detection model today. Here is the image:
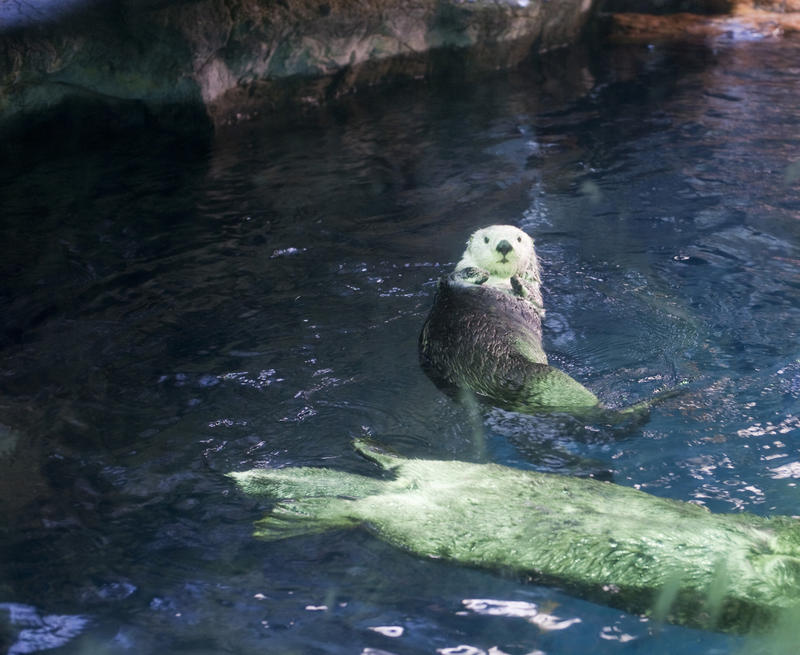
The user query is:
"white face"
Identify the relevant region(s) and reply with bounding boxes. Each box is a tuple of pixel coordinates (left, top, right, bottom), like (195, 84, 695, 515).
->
(465, 225, 535, 278)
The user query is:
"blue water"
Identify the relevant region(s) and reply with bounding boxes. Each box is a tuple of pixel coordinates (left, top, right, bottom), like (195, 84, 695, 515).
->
(1, 34, 800, 655)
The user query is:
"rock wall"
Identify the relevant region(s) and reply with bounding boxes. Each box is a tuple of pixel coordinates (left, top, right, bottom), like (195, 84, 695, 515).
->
(0, 0, 595, 135)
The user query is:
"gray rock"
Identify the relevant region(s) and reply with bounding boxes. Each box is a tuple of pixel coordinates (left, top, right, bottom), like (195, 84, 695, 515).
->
(0, 0, 597, 134)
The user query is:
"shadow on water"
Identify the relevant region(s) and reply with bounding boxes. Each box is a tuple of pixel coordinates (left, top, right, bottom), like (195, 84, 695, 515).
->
(1, 34, 800, 654)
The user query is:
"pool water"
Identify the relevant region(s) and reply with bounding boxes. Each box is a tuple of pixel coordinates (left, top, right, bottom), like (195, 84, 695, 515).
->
(1, 33, 799, 655)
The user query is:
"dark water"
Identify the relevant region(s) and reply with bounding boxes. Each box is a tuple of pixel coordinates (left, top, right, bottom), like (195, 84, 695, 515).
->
(1, 33, 800, 655)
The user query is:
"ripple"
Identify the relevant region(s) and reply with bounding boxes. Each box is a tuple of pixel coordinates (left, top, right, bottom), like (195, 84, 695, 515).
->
(270, 247, 307, 258)
(218, 369, 285, 390)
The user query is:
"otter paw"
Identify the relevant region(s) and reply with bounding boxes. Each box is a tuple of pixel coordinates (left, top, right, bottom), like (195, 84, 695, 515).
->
(510, 276, 527, 297)
(454, 267, 489, 285)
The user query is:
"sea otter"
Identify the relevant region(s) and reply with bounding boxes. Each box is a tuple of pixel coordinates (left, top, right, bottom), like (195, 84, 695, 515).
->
(419, 225, 608, 415)
(229, 439, 800, 635)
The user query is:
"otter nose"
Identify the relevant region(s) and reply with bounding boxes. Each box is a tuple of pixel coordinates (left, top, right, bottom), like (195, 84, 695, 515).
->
(496, 240, 513, 256)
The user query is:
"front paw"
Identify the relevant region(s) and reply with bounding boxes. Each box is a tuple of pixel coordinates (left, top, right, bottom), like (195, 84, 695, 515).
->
(510, 276, 527, 297)
(453, 267, 489, 285)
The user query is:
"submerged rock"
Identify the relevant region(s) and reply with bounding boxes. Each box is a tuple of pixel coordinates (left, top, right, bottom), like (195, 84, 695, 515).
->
(230, 440, 800, 634)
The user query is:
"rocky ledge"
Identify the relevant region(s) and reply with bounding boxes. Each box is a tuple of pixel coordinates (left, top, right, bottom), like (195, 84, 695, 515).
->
(604, 0, 800, 43)
(0, 0, 595, 135)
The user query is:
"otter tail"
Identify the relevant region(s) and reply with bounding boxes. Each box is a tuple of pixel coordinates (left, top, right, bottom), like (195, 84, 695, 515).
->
(227, 459, 389, 541)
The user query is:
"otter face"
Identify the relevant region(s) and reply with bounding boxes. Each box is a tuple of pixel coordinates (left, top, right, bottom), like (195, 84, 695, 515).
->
(463, 225, 536, 279)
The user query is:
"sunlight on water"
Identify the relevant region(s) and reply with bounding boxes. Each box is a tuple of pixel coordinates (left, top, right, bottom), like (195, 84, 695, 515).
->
(461, 599, 582, 631)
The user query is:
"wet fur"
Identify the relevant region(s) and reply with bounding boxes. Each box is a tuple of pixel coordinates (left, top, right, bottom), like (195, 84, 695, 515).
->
(230, 440, 800, 635)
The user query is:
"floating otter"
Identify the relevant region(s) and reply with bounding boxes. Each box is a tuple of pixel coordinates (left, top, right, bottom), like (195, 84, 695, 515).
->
(229, 440, 800, 635)
(419, 225, 662, 417)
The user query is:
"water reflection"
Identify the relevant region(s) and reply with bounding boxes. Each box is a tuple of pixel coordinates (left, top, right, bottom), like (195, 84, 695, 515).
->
(0, 602, 89, 654)
(461, 598, 582, 631)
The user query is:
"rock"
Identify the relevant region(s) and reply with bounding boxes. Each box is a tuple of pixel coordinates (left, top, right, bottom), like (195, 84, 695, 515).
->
(597, 0, 735, 14)
(600, 0, 800, 44)
(0, 0, 597, 136)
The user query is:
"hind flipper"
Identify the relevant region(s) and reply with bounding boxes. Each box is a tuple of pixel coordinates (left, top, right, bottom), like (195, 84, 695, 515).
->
(228, 466, 379, 541)
(353, 438, 406, 471)
(252, 497, 360, 541)
(227, 466, 384, 499)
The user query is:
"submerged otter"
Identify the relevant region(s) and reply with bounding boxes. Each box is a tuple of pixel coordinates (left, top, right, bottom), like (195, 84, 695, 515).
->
(229, 440, 800, 635)
(419, 225, 662, 417)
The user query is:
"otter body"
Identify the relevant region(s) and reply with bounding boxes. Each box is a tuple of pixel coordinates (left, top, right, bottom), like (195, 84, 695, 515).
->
(230, 440, 800, 635)
(419, 274, 599, 411)
(419, 225, 601, 413)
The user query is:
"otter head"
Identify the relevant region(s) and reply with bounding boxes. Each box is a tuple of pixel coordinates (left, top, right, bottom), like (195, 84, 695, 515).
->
(460, 225, 538, 280)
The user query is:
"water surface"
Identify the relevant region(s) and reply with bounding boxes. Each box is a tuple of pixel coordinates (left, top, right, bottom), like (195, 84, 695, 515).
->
(1, 34, 800, 655)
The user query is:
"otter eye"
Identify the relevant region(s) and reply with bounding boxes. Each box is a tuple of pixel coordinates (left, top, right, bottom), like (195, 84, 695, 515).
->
(484, 237, 490, 244)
